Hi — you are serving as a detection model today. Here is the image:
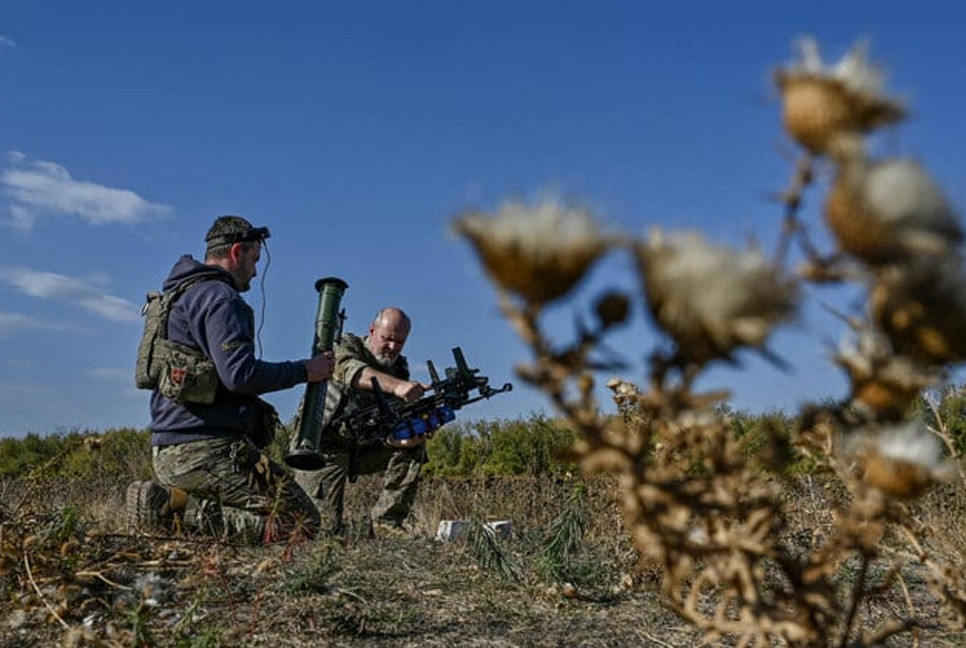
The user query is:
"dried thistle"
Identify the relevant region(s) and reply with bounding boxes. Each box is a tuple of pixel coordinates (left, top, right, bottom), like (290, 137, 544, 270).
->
(457, 34, 966, 648)
(853, 420, 954, 499)
(774, 37, 904, 155)
(825, 156, 963, 264)
(452, 197, 611, 306)
(834, 328, 942, 420)
(634, 229, 797, 367)
(871, 257, 966, 365)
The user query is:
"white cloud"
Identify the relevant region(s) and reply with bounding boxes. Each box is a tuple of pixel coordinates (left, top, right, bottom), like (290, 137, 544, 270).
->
(0, 36, 14, 49)
(0, 267, 139, 323)
(1, 152, 171, 231)
(8, 205, 36, 232)
(0, 311, 80, 336)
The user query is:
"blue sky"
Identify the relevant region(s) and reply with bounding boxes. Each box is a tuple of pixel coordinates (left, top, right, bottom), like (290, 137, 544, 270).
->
(2, 2, 965, 437)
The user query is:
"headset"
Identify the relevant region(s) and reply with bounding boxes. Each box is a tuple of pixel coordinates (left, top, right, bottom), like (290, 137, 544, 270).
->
(205, 225, 271, 249)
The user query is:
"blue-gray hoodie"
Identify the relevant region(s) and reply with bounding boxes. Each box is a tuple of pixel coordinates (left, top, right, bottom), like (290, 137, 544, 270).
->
(150, 255, 308, 446)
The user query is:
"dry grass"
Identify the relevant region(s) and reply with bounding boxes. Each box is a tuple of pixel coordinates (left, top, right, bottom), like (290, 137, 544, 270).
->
(2, 468, 966, 647)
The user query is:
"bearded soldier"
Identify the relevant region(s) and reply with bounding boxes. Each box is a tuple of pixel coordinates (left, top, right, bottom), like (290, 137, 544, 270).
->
(291, 307, 431, 537)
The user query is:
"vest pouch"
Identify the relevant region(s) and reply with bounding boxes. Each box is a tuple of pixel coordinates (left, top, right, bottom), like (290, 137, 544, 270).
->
(156, 339, 219, 404)
(135, 291, 164, 389)
(135, 272, 231, 391)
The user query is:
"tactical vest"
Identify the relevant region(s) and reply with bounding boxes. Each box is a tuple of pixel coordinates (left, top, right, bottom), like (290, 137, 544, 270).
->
(135, 272, 230, 404)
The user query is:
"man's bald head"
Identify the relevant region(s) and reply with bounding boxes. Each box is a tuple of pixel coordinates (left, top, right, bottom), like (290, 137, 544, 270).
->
(367, 307, 411, 367)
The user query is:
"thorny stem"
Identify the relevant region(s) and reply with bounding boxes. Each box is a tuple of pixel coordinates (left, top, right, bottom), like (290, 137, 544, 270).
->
(498, 291, 544, 351)
(892, 572, 921, 648)
(501, 292, 605, 434)
(838, 553, 870, 648)
(774, 153, 817, 268)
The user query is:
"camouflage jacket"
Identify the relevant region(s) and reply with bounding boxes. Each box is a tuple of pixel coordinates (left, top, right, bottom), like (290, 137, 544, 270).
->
(318, 332, 409, 447)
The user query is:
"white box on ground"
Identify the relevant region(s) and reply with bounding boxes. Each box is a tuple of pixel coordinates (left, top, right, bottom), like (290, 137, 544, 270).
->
(436, 519, 513, 542)
(436, 520, 470, 541)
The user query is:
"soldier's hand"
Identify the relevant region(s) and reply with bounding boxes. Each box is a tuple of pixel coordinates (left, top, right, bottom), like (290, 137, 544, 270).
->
(394, 381, 430, 403)
(305, 351, 335, 382)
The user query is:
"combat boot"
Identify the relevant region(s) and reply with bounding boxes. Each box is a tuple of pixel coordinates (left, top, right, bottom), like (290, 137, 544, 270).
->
(125, 480, 188, 534)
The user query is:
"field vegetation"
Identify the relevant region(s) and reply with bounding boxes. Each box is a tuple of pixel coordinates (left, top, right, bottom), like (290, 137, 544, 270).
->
(2, 406, 966, 647)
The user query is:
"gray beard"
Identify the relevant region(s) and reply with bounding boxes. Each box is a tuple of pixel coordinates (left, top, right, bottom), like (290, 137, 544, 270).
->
(372, 352, 396, 370)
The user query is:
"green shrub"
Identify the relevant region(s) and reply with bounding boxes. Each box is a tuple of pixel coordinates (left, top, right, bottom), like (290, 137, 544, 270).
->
(0, 427, 148, 477)
(0, 403, 882, 484)
(423, 412, 578, 477)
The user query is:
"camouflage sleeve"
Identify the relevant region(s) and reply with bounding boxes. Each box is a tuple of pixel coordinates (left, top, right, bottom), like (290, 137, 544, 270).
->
(332, 333, 371, 388)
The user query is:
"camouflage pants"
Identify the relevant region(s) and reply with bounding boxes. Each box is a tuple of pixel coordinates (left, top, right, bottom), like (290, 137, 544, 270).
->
(153, 437, 320, 544)
(293, 444, 424, 535)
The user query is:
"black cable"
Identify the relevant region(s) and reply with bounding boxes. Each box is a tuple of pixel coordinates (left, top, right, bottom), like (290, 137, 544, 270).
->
(256, 240, 271, 359)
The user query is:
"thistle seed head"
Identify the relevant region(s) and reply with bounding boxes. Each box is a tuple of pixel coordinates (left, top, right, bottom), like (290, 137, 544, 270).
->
(634, 229, 797, 365)
(859, 420, 952, 499)
(774, 37, 904, 154)
(835, 330, 941, 418)
(824, 157, 962, 264)
(452, 197, 610, 305)
(872, 257, 966, 365)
